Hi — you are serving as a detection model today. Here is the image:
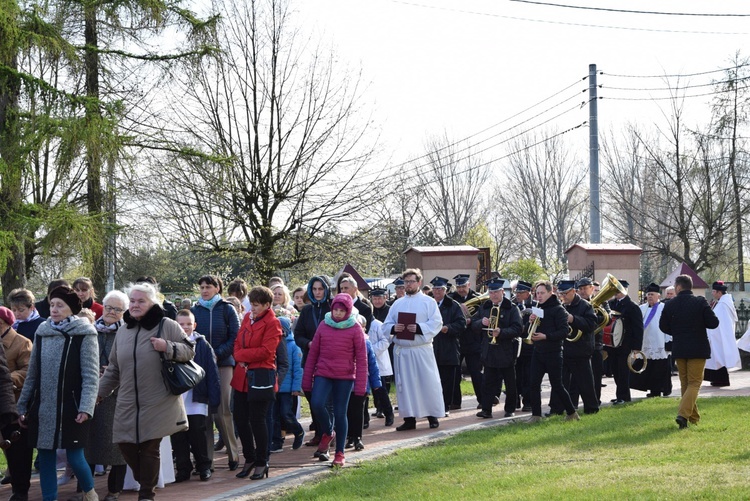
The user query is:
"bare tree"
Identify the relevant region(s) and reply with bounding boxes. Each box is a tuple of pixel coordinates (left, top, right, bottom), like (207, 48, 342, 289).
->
(601, 95, 735, 275)
(711, 52, 750, 288)
(497, 130, 587, 275)
(140, 0, 377, 281)
(413, 133, 490, 245)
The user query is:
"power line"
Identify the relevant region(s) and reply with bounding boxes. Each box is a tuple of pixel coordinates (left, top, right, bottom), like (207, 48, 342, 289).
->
(601, 74, 750, 92)
(360, 94, 588, 188)
(390, 121, 588, 189)
(602, 90, 729, 102)
(353, 80, 587, 187)
(369, 78, 585, 176)
(601, 62, 750, 79)
(389, 0, 749, 35)
(390, 98, 589, 181)
(510, 0, 750, 17)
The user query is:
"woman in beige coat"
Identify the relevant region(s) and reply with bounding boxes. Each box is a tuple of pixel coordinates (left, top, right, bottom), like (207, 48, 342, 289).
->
(98, 283, 195, 501)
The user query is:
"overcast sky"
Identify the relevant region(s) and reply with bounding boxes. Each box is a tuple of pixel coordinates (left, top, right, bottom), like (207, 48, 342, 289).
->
(297, 0, 750, 170)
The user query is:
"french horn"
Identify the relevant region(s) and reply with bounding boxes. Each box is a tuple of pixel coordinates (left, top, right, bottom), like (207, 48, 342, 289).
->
(627, 350, 648, 374)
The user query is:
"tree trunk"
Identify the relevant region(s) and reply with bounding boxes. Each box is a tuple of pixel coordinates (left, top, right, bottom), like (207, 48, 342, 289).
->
(85, 4, 105, 293)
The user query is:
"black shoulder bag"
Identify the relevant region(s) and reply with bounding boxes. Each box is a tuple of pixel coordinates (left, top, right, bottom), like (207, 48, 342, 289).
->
(156, 319, 205, 395)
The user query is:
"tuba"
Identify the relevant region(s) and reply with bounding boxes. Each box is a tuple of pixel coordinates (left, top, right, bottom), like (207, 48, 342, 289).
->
(484, 305, 501, 344)
(567, 273, 626, 342)
(589, 274, 628, 335)
(460, 292, 490, 323)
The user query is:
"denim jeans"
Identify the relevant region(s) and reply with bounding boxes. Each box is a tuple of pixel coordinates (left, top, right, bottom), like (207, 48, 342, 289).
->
(273, 392, 303, 445)
(37, 448, 94, 501)
(310, 376, 354, 453)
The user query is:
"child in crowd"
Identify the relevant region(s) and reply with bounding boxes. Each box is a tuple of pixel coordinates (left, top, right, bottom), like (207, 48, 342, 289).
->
(346, 316, 387, 451)
(171, 310, 221, 482)
(270, 317, 305, 452)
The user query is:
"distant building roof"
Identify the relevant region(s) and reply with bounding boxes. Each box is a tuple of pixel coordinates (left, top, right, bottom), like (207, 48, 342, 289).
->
(339, 263, 371, 291)
(404, 245, 479, 255)
(659, 262, 709, 289)
(565, 243, 642, 254)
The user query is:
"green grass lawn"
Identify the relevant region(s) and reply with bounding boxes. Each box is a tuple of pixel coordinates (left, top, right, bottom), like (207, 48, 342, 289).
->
(282, 397, 750, 500)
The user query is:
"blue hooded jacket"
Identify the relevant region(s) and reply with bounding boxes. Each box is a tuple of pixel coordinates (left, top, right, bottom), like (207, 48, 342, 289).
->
(278, 317, 303, 393)
(293, 276, 332, 364)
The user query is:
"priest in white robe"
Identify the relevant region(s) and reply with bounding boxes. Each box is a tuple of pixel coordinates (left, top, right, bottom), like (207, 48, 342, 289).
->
(382, 268, 445, 430)
(634, 283, 672, 397)
(705, 281, 742, 387)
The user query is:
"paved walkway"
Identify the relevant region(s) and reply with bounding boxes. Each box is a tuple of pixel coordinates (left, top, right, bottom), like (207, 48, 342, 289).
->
(12, 370, 750, 501)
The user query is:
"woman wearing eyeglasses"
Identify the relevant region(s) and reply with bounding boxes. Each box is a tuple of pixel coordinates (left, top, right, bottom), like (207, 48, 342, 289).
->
(84, 290, 130, 501)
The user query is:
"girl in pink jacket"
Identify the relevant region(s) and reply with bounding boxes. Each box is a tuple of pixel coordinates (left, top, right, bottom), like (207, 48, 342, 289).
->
(302, 293, 367, 467)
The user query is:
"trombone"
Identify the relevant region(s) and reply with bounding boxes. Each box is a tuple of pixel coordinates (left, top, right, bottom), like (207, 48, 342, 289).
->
(484, 305, 501, 344)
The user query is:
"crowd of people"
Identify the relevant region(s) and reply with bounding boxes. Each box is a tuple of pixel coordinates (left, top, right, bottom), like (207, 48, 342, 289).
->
(0, 268, 742, 500)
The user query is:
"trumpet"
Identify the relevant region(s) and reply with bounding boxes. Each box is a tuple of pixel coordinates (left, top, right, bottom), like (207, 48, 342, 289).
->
(523, 301, 539, 345)
(525, 317, 539, 345)
(484, 305, 501, 344)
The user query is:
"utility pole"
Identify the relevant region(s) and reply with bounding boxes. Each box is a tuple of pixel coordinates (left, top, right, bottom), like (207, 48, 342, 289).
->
(589, 63, 601, 243)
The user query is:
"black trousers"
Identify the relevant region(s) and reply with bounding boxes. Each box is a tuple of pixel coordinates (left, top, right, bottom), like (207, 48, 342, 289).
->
(515, 354, 532, 408)
(552, 357, 599, 414)
(375, 376, 392, 412)
(591, 348, 604, 403)
(346, 394, 366, 440)
(611, 347, 632, 402)
(171, 414, 211, 475)
(481, 365, 516, 414)
(372, 386, 393, 417)
(437, 365, 460, 411)
(460, 353, 483, 405)
(233, 390, 271, 466)
(2, 424, 32, 496)
(530, 349, 575, 417)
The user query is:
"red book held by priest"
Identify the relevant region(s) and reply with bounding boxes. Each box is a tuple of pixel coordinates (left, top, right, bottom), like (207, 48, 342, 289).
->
(396, 312, 417, 340)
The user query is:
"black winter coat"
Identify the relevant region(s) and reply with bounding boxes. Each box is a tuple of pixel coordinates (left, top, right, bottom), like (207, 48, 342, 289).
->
(562, 295, 597, 359)
(373, 305, 390, 323)
(433, 296, 464, 366)
(532, 295, 569, 354)
(354, 297, 373, 333)
(659, 289, 719, 359)
(449, 289, 480, 304)
(608, 295, 644, 351)
(475, 297, 522, 368)
(294, 301, 331, 365)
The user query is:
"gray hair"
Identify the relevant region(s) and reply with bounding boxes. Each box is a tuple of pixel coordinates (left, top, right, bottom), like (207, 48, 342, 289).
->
(102, 290, 129, 308)
(340, 276, 358, 289)
(124, 282, 160, 305)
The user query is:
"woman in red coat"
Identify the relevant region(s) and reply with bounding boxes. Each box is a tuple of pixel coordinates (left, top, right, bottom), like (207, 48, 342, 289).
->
(231, 287, 281, 480)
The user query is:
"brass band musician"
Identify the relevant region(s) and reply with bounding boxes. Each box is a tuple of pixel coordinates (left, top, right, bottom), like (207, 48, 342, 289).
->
(528, 281, 580, 422)
(512, 280, 534, 412)
(548, 280, 599, 415)
(472, 279, 522, 419)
